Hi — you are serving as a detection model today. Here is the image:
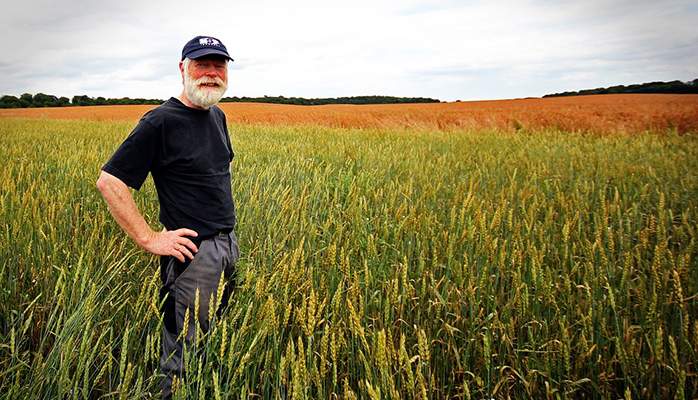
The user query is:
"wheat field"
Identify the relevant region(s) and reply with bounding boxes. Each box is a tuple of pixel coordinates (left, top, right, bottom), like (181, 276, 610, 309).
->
(1, 95, 697, 399)
(2, 94, 697, 133)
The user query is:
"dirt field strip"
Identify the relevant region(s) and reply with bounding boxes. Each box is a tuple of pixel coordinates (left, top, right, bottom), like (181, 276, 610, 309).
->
(2, 94, 697, 134)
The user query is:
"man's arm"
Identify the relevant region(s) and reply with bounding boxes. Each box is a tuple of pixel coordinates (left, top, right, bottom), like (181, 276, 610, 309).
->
(96, 171, 198, 262)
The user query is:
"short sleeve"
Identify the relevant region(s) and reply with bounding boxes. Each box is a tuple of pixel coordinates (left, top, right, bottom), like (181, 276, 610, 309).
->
(102, 118, 160, 190)
(221, 112, 234, 162)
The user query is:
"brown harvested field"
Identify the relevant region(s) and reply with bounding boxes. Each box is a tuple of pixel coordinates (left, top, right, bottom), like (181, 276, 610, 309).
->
(1, 93, 697, 134)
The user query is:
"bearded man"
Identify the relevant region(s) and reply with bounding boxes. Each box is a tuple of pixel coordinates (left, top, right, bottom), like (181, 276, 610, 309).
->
(96, 36, 239, 398)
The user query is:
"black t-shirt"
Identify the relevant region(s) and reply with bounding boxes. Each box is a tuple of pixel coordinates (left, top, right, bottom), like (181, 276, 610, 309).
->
(102, 97, 236, 239)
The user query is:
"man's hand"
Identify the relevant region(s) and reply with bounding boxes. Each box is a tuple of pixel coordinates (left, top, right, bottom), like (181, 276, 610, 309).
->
(144, 227, 199, 263)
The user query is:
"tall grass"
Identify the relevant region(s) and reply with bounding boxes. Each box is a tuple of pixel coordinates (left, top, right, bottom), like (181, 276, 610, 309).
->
(1, 118, 696, 399)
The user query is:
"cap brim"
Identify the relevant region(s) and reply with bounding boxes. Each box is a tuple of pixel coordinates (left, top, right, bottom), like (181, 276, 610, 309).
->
(183, 48, 233, 61)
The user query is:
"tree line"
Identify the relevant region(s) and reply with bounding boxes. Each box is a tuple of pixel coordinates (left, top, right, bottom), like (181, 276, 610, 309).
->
(7, 79, 695, 108)
(544, 79, 698, 97)
(0, 93, 440, 108)
(219, 95, 441, 105)
(0, 93, 163, 108)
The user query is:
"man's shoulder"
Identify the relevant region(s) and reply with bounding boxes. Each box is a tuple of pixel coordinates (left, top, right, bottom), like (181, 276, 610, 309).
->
(210, 104, 227, 122)
(137, 98, 186, 128)
(143, 98, 181, 117)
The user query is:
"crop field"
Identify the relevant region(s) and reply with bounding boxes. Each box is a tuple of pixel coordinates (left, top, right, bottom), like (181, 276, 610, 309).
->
(1, 95, 697, 399)
(2, 94, 698, 133)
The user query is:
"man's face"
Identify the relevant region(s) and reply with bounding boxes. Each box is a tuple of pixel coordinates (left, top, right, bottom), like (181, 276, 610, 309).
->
(181, 56, 229, 109)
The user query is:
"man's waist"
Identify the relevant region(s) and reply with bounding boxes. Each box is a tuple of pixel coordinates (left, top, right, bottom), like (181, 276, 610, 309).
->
(189, 227, 233, 247)
(203, 227, 233, 240)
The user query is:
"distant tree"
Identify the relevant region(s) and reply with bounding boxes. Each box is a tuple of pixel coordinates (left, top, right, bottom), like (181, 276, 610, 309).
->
(71, 95, 95, 106)
(19, 93, 34, 107)
(1, 93, 165, 108)
(32, 93, 60, 107)
(0, 95, 21, 108)
(219, 95, 440, 105)
(544, 79, 698, 97)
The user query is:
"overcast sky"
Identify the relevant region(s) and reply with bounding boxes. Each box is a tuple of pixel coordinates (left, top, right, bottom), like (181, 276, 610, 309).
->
(1, 0, 697, 102)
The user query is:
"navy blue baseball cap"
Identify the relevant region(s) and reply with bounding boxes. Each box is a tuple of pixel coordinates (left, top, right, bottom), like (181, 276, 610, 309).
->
(181, 36, 233, 61)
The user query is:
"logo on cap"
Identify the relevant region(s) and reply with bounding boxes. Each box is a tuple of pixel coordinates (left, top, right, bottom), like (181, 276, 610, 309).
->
(199, 37, 221, 47)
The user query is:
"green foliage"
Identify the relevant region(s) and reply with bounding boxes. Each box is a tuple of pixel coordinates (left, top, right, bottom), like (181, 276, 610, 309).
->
(0, 93, 69, 108)
(544, 79, 698, 97)
(0, 94, 163, 108)
(0, 93, 440, 108)
(0, 119, 697, 399)
(220, 95, 441, 105)
(70, 95, 163, 106)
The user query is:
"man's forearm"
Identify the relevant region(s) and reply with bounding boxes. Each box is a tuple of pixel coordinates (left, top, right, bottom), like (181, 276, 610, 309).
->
(96, 171, 155, 247)
(96, 171, 198, 262)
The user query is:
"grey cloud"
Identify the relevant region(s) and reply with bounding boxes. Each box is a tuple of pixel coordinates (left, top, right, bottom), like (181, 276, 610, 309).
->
(1, 0, 696, 101)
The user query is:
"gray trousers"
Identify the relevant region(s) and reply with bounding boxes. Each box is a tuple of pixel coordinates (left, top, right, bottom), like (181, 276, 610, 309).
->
(159, 230, 239, 399)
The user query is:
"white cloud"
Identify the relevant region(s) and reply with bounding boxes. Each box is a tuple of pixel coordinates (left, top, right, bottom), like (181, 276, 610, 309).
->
(1, 0, 696, 101)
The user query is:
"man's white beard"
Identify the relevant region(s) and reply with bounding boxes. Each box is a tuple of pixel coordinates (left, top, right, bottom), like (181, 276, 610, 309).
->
(184, 73, 228, 109)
